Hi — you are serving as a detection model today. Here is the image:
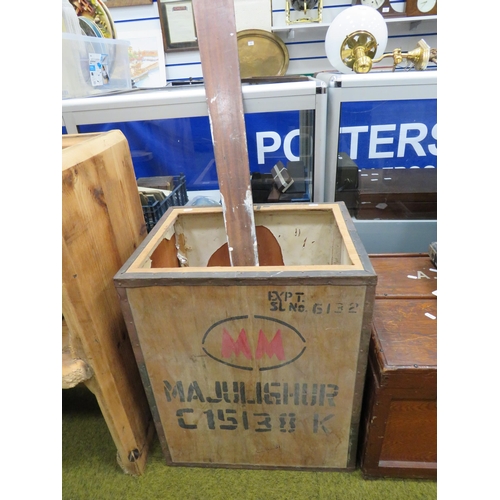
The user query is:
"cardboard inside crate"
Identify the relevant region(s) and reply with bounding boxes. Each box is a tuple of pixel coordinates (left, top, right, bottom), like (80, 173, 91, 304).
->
(127, 204, 364, 272)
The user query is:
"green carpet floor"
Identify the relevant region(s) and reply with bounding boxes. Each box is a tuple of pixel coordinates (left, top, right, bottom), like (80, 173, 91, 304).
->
(62, 385, 437, 500)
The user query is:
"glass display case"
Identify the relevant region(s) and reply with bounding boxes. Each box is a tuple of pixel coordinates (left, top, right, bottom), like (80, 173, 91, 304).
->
(316, 70, 437, 253)
(62, 77, 328, 202)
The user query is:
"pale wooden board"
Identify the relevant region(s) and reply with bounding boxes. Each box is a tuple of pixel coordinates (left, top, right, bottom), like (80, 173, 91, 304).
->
(126, 283, 367, 468)
(62, 131, 154, 475)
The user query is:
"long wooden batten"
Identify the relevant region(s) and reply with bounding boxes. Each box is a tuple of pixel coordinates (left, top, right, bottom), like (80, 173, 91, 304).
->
(192, 0, 259, 267)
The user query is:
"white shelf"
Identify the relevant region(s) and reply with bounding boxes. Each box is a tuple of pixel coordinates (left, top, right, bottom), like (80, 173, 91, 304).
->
(271, 15, 436, 32)
(272, 22, 330, 32)
(385, 15, 437, 23)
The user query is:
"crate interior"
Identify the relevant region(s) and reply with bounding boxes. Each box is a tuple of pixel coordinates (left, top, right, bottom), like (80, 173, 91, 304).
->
(132, 205, 363, 270)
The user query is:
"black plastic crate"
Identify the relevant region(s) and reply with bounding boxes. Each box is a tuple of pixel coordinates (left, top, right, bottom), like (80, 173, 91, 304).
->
(141, 174, 188, 232)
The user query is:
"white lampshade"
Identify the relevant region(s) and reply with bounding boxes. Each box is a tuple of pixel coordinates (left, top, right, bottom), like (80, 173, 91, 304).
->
(325, 6, 388, 73)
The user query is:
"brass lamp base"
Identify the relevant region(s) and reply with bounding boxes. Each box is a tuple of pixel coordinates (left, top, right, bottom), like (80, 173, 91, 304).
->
(340, 32, 434, 73)
(340, 31, 378, 73)
(406, 39, 431, 71)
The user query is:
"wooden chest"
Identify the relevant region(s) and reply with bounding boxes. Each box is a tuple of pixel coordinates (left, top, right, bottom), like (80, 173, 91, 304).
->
(114, 203, 377, 470)
(359, 254, 437, 479)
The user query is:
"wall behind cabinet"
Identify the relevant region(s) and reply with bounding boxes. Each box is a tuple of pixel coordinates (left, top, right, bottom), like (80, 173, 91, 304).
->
(106, 0, 437, 83)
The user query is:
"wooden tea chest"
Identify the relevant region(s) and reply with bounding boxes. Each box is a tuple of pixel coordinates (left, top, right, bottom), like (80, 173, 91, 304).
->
(370, 253, 438, 300)
(359, 254, 437, 479)
(114, 203, 377, 470)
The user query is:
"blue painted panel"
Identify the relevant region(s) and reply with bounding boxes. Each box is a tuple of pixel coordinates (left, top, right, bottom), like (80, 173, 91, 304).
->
(79, 110, 302, 190)
(338, 99, 437, 170)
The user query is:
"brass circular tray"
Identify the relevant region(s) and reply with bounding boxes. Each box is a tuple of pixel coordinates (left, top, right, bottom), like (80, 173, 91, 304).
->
(237, 29, 289, 79)
(71, 0, 116, 39)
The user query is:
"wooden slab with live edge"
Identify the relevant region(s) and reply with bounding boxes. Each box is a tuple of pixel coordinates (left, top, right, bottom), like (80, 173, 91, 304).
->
(62, 131, 155, 475)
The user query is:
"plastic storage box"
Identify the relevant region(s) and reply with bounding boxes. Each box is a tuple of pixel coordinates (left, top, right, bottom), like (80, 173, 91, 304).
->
(141, 175, 188, 232)
(62, 32, 132, 99)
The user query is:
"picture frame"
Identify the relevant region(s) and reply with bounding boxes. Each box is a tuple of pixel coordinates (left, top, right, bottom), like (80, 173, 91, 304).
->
(157, 0, 198, 52)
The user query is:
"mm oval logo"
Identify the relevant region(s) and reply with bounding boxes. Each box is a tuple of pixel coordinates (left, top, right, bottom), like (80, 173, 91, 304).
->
(202, 315, 306, 371)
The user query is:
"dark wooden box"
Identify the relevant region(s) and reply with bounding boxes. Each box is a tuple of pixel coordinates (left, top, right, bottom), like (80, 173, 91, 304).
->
(358, 254, 437, 479)
(370, 253, 437, 300)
